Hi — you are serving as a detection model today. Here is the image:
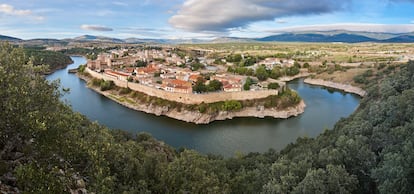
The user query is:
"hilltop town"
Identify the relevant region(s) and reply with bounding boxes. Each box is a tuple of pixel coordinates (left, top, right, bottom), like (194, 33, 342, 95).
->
(85, 47, 293, 96)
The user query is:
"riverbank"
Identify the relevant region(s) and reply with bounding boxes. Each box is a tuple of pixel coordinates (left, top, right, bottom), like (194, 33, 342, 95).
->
(304, 78, 367, 97)
(44, 62, 73, 75)
(279, 72, 311, 82)
(78, 73, 306, 124)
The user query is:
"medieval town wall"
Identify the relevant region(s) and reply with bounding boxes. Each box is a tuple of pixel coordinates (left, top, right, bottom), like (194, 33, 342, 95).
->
(86, 68, 278, 104)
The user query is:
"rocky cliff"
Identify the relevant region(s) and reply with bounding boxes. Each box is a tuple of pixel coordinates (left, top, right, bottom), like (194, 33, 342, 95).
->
(304, 78, 367, 97)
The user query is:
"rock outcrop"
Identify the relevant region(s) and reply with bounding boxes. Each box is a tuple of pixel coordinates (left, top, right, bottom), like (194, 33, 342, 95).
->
(304, 78, 367, 97)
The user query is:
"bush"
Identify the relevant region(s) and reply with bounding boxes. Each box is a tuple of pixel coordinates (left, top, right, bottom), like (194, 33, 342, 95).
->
(91, 78, 103, 87)
(100, 80, 115, 91)
(198, 103, 207, 113)
(119, 87, 132, 95)
(244, 77, 253, 90)
(353, 75, 367, 84)
(377, 63, 386, 70)
(286, 66, 300, 76)
(268, 82, 280, 90)
(363, 69, 373, 77)
(78, 64, 86, 73)
(221, 100, 242, 111)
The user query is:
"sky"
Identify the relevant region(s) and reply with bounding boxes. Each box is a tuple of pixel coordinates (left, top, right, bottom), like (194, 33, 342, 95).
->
(1, 0, 414, 39)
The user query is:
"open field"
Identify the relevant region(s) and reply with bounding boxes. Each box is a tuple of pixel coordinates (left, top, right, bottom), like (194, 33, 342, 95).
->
(180, 42, 414, 64)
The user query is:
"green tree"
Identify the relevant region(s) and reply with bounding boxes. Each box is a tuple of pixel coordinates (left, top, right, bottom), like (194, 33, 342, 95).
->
(161, 150, 229, 193)
(244, 77, 253, 91)
(193, 77, 207, 93)
(255, 66, 269, 81)
(293, 165, 358, 194)
(268, 82, 280, 90)
(270, 67, 283, 79)
(207, 80, 223, 92)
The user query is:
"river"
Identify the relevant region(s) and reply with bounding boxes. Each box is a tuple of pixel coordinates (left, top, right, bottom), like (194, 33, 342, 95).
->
(47, 56, 360, 157)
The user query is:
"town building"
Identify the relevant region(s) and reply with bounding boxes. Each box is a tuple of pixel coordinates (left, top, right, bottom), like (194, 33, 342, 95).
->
(104, 69, 130, 81)
(161, 79, 193, 94)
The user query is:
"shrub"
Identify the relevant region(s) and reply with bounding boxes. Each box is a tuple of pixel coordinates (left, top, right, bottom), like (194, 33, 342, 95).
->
(221, 100, 242, 111)
(91, 78, 103, 87)
(377, 63, 386, 70)
(268, 82, 280, 90)
(100, 80, 115, 91)
(119, 87, 132, 95)
(78, 64, 86, 73)
(353, 75, 367, 84)
(363, 69, 373, 77)
(198, 103, 207, 113)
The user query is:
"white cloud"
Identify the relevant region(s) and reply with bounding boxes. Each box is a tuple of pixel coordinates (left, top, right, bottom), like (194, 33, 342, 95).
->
(113, 1, 128, 6)
(169, 0, 351, 32)
(0, 4, 31, 16)
(95, 10, 115, 17)
(276, 19, 287, 24)
(0, 4, 45, 23)
(81, 25, 113, 31)
(268, 23, 414, 33)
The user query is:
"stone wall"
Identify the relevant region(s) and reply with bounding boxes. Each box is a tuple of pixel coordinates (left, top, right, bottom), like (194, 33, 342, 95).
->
(86, 68, 278, 104)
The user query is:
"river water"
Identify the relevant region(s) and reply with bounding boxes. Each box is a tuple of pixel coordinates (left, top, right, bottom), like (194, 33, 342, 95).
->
(47, 57, 360, 157)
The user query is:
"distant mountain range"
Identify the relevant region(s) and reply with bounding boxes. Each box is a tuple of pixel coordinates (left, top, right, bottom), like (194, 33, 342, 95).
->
(2, 31, 414, 44)
(256, 33, 376, 43)
(255, 31, 414, 43)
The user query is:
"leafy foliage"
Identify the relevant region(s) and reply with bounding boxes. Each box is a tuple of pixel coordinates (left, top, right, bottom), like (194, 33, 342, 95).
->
(244, 76, 253, 90)
(24, 48, 73, 72)
(268, 82, 280, 90)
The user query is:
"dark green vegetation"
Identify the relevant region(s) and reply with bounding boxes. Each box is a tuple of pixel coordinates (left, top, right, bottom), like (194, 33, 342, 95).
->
(23, 48, 73, 73)
(268, 82, 280, 90)
(90, 78, 115, 91)
(192, 78, 223, 93)
(60, 47, 106, 60)
(228, 65, 300, 81)
(1, 43, 414, 193)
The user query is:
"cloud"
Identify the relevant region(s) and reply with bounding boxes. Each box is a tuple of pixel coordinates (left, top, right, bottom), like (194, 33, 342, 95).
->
(0, 4, 45, 22)
(120, 27, 172, 37)
(169, 0, 351, 32)
(80, 25, 113, 31)
(113, 1, 128, 6)
(267, 23, 414, 33)
(0, 4, 32, 16)
(276, 19, 287, 24)
(390, 0, 414, 2)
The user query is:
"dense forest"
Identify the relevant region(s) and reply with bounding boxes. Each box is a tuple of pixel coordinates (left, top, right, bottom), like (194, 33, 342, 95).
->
(1, 43, 413, 193)
(23, 48, 73, 73)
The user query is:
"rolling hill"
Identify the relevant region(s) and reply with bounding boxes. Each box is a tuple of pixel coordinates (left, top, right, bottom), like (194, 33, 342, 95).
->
(381, 35, 414, 43)
(257, 33, 377, 43)
(0, 35, 22, 42)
